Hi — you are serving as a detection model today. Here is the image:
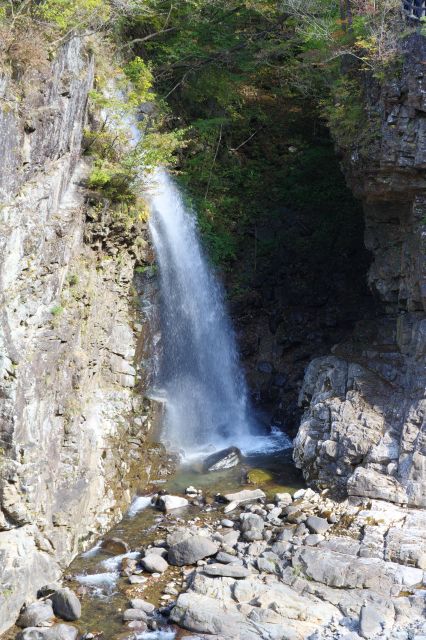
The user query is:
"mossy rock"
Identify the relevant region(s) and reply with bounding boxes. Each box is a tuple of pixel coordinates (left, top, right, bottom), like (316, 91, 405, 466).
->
(246, 468, 274, 485)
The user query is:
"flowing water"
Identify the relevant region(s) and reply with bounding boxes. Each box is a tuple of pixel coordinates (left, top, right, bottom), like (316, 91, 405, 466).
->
(148, 169, 290, 458)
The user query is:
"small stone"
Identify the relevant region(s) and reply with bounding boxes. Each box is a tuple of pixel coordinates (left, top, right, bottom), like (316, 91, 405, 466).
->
(18, 602, 55, 629)
(240, 513, 264, 532)
(221, 519, 234, 528)
(141, 553, 169, 574)
(144, 547, 167, 558)
(185, 486, 198, 495)
(126, 621, 148, 631)
(121, 558, 137, 577)
(129, 599, 155, 613)
(122, 609, 148, 622)
(274, 493, 292, 506)
(292, 489, 306, 500)
(224, 501, 238, 514)
(155, 495, 189, 512)
(128, 575, 147, 585)
(243, 529, 263, 542)
(306, 516, 331, 535)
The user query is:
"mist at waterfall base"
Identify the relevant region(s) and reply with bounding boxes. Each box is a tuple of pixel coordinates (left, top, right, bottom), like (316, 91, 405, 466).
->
(148, 169, 291, 460)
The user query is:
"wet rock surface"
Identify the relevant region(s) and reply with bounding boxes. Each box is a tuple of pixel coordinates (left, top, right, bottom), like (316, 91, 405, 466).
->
(202, 447, 242, 472)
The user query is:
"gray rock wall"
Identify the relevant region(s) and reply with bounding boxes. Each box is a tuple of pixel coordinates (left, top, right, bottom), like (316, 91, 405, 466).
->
(0, 39, 158, 631)
(294, 34, 426, 506)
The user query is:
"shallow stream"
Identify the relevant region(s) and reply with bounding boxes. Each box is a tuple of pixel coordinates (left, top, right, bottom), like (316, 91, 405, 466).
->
(66, 443, 304, 639)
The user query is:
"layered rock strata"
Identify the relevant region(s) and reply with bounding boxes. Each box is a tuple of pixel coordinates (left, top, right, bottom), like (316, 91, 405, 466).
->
(294, 34, 426, 506)
(0, 40, 158, 630)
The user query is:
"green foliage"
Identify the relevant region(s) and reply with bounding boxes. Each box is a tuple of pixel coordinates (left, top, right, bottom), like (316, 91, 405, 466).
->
(116, 0, 406, 268)
(50, 305, 64, 316)
(36, 0, 110, 31)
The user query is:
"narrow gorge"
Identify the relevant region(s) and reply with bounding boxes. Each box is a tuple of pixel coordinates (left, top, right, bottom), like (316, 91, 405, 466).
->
(0, 2, 425, 640)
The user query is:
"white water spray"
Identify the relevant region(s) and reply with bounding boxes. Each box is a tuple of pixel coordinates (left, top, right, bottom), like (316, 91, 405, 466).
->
(148, 170, 257, 455)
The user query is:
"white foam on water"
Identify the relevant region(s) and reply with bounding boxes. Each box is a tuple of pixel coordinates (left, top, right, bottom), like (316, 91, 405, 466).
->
(127, 495, 153, 517)
(101, 551, 140, 572)
(81, 541, 102, 558)
(240, 426, 293, 456)
(135, 631, 175, 640)
(74, 571, 119, 596)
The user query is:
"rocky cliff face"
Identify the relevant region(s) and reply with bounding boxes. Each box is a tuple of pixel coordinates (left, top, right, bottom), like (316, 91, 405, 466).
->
(0, 39, 160, 631)
(294, 34, 426, 508)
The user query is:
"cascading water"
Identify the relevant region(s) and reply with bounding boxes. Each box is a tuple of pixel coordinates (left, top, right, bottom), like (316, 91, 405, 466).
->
(148, 169, 255, 455)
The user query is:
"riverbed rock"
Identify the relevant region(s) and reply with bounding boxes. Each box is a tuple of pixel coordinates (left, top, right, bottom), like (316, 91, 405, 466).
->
(16, 625, 78, 640)
(129, 599, 155, 613)
(50, 589, 81, 621)
(101, 538, 130, 555)
(128, 575, 147, 585)
(216, 552, 241, 564)
(202, 564, 250, 579)
(223, 501, 238, 514)
(240, 512, 265, 533)
(359, 604, 384, 638)
(220, 519, 234, 528)
(224, 489, 265, 504)
(17, 602, 55, 628)
(122, 609, 148, 622)
(306, 515, 330, 535)
(155, 495, 189, 511)
(141, 554, 169, 574)
(168, 535, 219, 566)
(203, 447, 242, 472)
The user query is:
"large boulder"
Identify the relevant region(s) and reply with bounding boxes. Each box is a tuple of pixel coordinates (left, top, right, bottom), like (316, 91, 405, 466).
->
(202, 447, 242, 472)
(168, 535, 219, 566)
(49, 589, 81, 622)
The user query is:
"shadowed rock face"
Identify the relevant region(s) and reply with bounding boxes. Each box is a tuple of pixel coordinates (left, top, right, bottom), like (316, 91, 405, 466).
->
(294, 34, 426, 506)
(0, 40, 159, 631)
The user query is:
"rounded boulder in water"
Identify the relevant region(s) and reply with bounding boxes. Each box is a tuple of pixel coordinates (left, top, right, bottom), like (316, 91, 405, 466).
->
(49, 588, 81, 621)
(100, 537, 129, 555)
(202, 446, 242, 472)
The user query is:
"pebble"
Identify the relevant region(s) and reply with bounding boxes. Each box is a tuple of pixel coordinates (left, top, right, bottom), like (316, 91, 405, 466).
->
(122, 609, 148, 622)
(221, 519, 234, 528)
(128, 575, 147, 585)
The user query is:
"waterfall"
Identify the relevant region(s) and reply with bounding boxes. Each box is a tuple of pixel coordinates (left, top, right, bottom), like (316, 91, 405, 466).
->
(148, 169, 255, 455)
